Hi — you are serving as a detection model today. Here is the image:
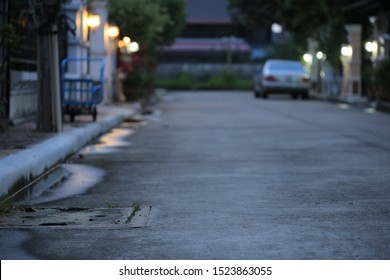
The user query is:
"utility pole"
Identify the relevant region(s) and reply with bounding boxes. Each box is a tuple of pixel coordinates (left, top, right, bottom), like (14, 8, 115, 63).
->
(36, 0, 63, 132)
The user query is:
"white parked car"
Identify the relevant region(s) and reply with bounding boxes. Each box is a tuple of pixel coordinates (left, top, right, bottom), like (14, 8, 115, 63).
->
(253, 59, 310, 99)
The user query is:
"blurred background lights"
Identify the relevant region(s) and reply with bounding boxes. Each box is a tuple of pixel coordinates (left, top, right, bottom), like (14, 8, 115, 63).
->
(107, 25, 119, 39)
(316, 51, 324, 60)
(271, 23, 283, 34)
(87, 13, 101, 29)
(364, 41, 377, 52)
(303, 53, 313, 64)
(341, 45, 353, 57)
(128, 41, 139, 53)
(123, 36, 131, 45)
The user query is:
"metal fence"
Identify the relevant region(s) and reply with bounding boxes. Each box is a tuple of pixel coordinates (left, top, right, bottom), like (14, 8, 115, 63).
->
(9, 0, 38, 72)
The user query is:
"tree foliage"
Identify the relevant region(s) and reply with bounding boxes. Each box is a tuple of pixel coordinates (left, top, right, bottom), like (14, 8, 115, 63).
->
(228, 0, 283, 28)
(228, 0, 347, 66)
(108, 0, 186, 101)
(156, 0, 187, 46)
(108, 0, 186, 47)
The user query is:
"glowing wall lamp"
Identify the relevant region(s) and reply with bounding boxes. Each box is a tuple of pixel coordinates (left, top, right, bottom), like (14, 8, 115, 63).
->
(107, 25, 120, 39)
(87, 13, 101, 30)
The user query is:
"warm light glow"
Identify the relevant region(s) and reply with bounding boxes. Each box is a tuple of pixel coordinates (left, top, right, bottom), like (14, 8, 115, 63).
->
(128, 41, 139, 53)
(107, 25, 120, 39)
(123, 36, 131, 45)
(341, 45, 353, 57)
(303, 53, 313, 64)
(87, 13, 101, 29)
(117, 40, 125, 48)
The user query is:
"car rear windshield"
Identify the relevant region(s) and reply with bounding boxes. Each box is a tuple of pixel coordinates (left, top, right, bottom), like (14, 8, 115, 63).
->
(269, 62, 305, 72)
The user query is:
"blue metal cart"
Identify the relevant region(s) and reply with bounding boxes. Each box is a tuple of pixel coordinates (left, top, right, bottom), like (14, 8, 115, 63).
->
(61, 57, 106, 122)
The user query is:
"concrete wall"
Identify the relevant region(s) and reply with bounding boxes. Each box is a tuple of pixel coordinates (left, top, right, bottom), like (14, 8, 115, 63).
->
(9, 71, 37, 124)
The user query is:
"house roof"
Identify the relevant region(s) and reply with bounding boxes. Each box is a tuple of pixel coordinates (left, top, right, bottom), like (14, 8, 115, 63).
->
(344, 0, 381, 13)
(161, 38, 251, 53)
(344, 0, 390, 15)
(186, 0, 232, 24)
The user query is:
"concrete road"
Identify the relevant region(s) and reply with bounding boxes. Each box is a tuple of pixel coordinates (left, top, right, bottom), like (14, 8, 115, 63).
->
(2, 91, 390, 259)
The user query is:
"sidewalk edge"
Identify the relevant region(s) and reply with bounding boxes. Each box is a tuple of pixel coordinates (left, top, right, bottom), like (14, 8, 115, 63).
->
(0, 110, 133, 198)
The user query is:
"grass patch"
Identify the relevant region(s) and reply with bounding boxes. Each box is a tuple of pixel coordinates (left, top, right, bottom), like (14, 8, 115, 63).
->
(0, 195, 15, 215)
(131, 201, 141, 212)
(125, 201, 142, 224)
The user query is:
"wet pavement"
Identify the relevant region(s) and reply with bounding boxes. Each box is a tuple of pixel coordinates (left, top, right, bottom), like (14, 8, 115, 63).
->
(12, 163, 106, 205)
(0, 103, 139, 198)
(0, 104, 133, 159)
(1, 91, 390, 259)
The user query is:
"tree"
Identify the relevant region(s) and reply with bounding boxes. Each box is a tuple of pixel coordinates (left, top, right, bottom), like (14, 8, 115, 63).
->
(108, 0, 186, 102)
(109, 0, 185, 48)
(155, 0, 186, 46)
(228, 0, 347, 66)
(228, 0, 283, 28)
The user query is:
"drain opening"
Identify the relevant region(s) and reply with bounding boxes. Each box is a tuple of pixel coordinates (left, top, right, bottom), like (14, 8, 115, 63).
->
(0, 206, 152, 228)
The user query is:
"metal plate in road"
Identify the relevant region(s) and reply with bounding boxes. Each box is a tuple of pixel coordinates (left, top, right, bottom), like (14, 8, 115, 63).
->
(0, 206, 152, 228)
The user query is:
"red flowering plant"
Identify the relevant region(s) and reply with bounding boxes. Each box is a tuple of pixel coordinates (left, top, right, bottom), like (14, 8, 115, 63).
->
(120, 45, 157, 101)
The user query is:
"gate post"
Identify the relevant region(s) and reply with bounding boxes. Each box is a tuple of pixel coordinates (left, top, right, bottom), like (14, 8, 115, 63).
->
(36, 0, 63, 132)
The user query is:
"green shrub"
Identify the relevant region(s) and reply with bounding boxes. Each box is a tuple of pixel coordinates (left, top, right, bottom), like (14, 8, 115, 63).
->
(234, 78, 253, 89)
(156, 73, 193, 89)
(203, 72, 235, 89)
(156, 72, 252, 90)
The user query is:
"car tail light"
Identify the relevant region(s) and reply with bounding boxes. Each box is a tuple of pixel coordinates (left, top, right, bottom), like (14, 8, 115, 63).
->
(302, 77, 310, 83)
(264, 75, 277, 81)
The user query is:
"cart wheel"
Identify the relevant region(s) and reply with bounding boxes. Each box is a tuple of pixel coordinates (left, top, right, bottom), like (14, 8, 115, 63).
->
(70, 107, 75, 122)
(92, 107, 97, 122)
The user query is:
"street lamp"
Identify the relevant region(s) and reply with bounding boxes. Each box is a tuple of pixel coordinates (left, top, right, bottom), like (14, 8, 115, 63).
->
(340, 44, 353, 97)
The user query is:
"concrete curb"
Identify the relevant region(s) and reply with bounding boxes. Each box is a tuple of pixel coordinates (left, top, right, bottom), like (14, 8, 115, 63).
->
(310, 93, 390, 113)
(0, 109, 134, 197)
